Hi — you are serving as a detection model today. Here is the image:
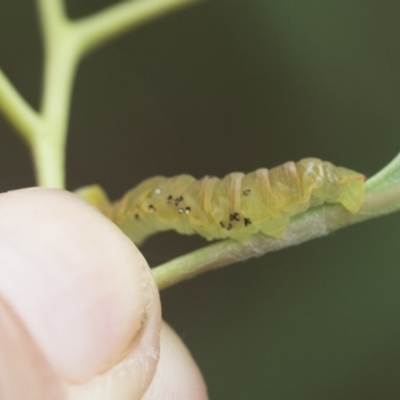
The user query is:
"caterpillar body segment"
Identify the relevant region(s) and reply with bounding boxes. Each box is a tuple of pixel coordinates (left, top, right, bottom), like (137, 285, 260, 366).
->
(77, 158, 365, 245)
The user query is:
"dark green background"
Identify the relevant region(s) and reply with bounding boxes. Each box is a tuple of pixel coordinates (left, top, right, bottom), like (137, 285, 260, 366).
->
(1, 1, 400, 398)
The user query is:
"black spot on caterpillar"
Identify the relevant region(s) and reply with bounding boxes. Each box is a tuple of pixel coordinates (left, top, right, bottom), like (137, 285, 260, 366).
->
(76, 158, 365, 245)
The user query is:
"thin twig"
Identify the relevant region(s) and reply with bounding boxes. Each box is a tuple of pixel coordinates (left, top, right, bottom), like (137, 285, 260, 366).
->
(0, 69, 42, 144)
(36, 0, 68, 50)
(153, 154, 400, 290)
(73, 0, 202, 57)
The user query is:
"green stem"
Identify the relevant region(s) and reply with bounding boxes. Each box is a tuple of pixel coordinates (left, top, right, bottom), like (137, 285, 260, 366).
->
(152, 153, 400, 290)
(33, 0, 76, 187)
(34, 0, 200, 188)
(74, 0, 202, 57)
(0, 0, 200, 188)
(0, 69, 42, 144)
(33, 45, 79, 188)
(36, 0, 67, 45)
(37, 29, 79, 187)
(365, 152, 400, 193)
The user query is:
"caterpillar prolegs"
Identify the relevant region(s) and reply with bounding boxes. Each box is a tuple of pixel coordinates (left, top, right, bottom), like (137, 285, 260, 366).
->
(76, 158, 365, 245)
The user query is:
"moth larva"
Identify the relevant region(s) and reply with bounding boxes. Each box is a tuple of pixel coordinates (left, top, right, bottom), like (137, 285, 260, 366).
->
(77, 158, 365, 245)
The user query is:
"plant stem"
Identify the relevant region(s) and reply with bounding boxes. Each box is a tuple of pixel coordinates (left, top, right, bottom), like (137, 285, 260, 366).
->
(74, 0, 202, 57)
(34, 39, 79, 188)
(0, 0, 200, 188)
(35, 0, 200, 188)
(36, 1, 79, 188)
(0, 69, 42, 144)
(152, 153, 400, 290)
(37, 0, 67, 45)
(365, 152, 400, 193)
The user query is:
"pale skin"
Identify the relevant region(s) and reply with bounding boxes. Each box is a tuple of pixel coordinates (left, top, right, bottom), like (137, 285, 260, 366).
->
(0, 189, 208, 400)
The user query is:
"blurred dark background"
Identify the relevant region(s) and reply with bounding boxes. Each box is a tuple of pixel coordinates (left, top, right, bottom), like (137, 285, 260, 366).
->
(1, 1, 400, 398)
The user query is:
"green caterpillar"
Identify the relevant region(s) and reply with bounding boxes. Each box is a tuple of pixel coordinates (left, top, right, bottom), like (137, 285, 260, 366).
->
(76, 158, 365, 245)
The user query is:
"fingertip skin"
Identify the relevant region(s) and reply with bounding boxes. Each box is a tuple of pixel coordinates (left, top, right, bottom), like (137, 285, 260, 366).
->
(0, 295, 66, 399)
(142, 322, 209, 400)
(0, 188, 161, 384)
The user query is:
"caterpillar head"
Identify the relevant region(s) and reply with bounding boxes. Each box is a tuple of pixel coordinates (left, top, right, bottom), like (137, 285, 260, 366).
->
(335, 167, 366, 213)
(317, 163, 365, 213)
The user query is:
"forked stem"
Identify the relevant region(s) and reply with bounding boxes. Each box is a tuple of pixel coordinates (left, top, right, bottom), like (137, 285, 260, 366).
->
(0, 0, 201, 188)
